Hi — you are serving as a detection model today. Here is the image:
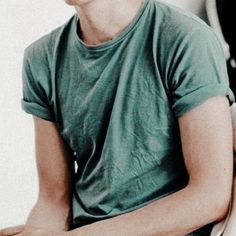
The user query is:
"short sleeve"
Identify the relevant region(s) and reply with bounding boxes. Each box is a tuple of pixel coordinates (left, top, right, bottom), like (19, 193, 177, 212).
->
(21, 49, 55, 121)
(168, 26, 235, 117)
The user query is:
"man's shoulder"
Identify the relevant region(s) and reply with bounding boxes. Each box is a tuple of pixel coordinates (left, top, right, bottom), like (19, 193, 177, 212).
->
(153, 0, 209, 31)
(23, 14, 76, 64)
(151, 0, 221, 58)
(151, 0, 218, 45)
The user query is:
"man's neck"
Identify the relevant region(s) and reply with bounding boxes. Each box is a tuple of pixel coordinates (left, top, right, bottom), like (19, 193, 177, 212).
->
(75, 0, 144, 45)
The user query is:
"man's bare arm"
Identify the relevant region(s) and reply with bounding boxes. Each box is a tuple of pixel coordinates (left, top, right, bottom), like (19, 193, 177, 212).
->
(24, 116, 74, 231)
(69, 96, 233, 236)
(0, 116, 74, 236)
(0, 116, 75, 236)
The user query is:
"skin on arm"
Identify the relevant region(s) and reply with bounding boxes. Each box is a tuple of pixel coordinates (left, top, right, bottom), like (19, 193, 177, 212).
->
(0, 116, 74, 236)
(25, 116, 74, 231)
(68, 96, 233, 236)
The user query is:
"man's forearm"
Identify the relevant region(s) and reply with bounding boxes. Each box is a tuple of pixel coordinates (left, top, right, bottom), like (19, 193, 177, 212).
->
(0, 199, 71, 236)
(69, 184, 230, 236)
(26, 199, 71, 232)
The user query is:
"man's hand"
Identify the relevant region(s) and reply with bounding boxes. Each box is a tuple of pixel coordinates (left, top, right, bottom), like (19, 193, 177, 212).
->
(0, 225, 24, 236)
(0, 225, 68, 236)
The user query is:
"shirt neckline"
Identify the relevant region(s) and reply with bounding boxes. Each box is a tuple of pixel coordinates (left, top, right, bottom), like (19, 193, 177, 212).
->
(72, 0, 150, 52)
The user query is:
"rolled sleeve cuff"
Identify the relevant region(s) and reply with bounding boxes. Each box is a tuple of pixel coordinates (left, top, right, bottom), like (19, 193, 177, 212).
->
(21, 99, 55, 121)
(172, 83, 235, 117)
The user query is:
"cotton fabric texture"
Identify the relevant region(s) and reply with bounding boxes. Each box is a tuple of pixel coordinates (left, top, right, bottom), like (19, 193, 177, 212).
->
(21, 0, 234, 235)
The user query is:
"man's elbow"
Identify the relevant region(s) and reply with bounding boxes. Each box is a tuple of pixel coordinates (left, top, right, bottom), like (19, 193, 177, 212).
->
(190, 176, 232, 223)
(212, 190, 232, 221)
(205, 179, 232, 222)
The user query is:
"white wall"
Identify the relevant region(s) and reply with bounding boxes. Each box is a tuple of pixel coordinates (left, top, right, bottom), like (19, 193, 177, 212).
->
(0, 0, 207, 229)
(0, 0, 74, 228)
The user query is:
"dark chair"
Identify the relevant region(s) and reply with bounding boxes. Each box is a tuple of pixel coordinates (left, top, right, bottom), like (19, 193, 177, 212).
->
(206, 0, 236, 96)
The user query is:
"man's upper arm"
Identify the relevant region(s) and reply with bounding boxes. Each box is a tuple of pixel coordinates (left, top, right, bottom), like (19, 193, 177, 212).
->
(33, 115, 74, 202)
(178, 96, 233, 212)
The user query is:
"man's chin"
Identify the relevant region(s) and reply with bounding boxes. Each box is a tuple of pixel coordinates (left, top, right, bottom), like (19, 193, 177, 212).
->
(64, 0, 94, 6)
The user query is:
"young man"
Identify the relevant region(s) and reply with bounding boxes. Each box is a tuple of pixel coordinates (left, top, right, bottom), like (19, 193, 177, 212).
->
(1, 0, 234, 235)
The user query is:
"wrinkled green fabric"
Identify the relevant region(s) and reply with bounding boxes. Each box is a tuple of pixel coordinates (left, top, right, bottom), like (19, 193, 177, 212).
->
(21, 0, 234, 234)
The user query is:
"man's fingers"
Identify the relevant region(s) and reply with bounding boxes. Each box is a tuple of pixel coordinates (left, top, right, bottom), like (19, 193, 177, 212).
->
(0, 225, 25, 236)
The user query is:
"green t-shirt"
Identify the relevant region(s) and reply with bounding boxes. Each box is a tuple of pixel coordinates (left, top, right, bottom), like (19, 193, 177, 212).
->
(21, 0, 234, 235)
